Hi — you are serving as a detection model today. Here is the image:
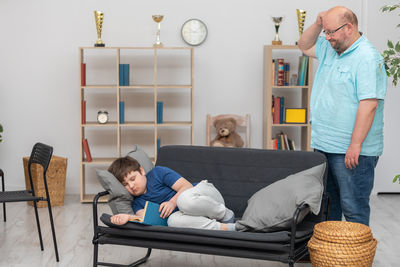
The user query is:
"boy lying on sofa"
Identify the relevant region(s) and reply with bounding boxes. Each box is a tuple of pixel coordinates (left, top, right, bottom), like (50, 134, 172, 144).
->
(107, 156, 236, 231)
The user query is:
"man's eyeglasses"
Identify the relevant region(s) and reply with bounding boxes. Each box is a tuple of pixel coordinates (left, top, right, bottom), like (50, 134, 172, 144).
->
(323, 23, 347, 36)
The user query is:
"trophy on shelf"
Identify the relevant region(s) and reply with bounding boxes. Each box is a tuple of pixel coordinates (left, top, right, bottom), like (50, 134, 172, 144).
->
(296, 9, 306, 41)
(94, 10, 105, 47)
(152, 15, 164, 47)
(271, 16, 283, 45)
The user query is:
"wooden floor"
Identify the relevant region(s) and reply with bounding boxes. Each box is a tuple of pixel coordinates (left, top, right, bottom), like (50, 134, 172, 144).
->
(0, 194, 398, 267)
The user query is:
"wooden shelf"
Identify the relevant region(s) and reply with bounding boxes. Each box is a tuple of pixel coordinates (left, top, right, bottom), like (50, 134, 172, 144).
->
(263, 45, 313, 151)
(79, 46, 194, 203)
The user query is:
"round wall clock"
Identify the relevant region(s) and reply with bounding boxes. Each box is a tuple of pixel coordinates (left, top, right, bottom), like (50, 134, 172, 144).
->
(181, 19, 208, 46)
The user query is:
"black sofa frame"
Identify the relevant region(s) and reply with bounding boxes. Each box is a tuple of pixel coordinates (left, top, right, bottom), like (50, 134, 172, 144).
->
(92, 145, 328, 267)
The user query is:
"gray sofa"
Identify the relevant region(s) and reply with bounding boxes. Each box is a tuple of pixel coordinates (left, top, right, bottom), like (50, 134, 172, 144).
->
(92, 145, 328, 267)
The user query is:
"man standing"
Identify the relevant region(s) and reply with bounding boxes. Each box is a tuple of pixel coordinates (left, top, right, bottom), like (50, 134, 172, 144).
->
(298, 6, 387, 226)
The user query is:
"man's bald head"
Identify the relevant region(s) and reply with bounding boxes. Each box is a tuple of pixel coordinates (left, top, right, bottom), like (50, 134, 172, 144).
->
(326, 6, 358, 27)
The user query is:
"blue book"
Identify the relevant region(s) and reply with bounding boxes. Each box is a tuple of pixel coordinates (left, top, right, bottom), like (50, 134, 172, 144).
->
(124, 64, 130, 86)
(129, 201, 168, 226)
(280, 97, 284, 124)
(119, 101, 125, 124)
(119, 64, 124, 86)
(157, 138, 161, 152)
(157, 101, 163, 123)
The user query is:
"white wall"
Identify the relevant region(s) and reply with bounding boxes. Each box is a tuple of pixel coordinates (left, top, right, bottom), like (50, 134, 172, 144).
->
(0, 0, 398, 194)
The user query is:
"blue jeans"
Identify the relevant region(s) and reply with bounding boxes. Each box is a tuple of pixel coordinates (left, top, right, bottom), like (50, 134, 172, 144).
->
(315, 150, 378, 226)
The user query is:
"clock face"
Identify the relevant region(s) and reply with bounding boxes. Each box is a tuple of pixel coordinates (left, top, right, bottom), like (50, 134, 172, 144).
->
(181, 19, 208, 46)
(97, 111, 108, 124)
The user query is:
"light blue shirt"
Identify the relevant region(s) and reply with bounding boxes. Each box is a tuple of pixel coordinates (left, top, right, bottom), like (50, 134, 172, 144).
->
(311, 35, 387, 156)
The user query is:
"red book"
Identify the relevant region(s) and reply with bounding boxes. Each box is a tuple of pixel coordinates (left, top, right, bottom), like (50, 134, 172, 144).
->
(82, 138, 92, 162)
(277, 59, 284, 86)
(273, 97, 280, 124)
(81, 63, 86, 86)
(81, 100, 86, 124)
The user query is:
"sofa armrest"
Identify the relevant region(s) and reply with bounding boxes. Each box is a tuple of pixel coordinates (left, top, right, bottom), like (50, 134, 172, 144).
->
(93, 191, 109, 234)
(289, 203, 310, 261)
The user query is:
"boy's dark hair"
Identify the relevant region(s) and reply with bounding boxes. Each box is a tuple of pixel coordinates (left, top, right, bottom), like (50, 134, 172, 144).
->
(108, 156, 141, 183)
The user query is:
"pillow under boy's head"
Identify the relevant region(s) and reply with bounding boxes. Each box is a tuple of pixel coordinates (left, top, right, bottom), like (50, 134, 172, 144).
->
(96, 145, 154, 214)
(236, 163, 326, 233)
(96, 169, 134, 215)
(127, 145, 154, 174)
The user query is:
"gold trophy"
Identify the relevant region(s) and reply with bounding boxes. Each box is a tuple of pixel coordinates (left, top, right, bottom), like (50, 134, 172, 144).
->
(296, 9, 306, 39)
(271, 17, 283, 45)
(94, 10, 105, 47)
(152, 15, 164, 47)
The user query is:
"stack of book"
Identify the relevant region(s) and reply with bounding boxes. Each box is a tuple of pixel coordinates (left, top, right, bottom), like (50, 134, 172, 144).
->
(271, 59, 290, 86)
(271, 56, 308, 86)
(271, 132, 296, 150)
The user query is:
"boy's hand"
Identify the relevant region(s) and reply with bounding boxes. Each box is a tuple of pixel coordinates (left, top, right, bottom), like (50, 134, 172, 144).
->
(110, 214, 132, 225)
(159, 201, 176, 218)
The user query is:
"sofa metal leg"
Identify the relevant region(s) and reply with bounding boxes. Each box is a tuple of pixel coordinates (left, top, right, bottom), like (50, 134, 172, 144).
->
(96, 248, 152, 267)
(128, 248, 152, 267)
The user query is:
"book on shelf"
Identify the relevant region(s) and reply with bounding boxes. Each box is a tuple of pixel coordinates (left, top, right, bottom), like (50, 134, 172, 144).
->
(157, 138, 161, 152)
(81, 63, 86, 86)
(124, 64, 130, 86)
(119, 64, 130, 86)
(273, 96, 280, 124)
(279, 97, 285, 124)
(297, 55, 309, 86)
(277, 58, 285, 86)
(129, 201, 168, 226)
(284, 63, 290, 86)
(271, 132, 296, 150)
(81, 100, 86, 124)
(119, 101, 125, 124)
(82, 138, 92, 162)
(157, 101, 163, 123)
(271, 59, 275, 85)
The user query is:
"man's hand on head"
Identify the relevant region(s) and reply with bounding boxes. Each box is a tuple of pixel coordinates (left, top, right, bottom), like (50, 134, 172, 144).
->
(316, 11, 327, 27)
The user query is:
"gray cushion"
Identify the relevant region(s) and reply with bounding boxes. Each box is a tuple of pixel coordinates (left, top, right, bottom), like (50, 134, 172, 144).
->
(236, 163, 326, 232)
(96, 145, 154, 215)
(96, 169, 134, 215)
(127, 145, 154, 174)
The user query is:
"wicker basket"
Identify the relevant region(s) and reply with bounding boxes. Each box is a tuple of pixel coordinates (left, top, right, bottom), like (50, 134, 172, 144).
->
(308, 221, 377, 267)
(23, 155, 67, 207)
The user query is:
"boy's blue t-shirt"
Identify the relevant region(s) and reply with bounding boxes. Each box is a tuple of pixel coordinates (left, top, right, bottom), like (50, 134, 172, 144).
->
(132, 166, 181, 213)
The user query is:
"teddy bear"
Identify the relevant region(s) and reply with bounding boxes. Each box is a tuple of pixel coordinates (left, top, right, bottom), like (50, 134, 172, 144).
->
(210, 117, 244, 148)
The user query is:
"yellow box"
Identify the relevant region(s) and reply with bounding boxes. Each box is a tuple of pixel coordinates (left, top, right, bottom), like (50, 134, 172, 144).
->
(285, 108, 307, 124)
(23, 155, 67, 207)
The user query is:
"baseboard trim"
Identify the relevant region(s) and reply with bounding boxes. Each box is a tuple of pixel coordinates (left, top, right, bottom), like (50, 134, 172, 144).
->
(377, 192, 400, 195)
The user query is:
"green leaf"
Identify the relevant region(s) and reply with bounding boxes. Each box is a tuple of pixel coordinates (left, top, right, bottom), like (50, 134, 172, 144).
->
(393, 174, 400, 183)
(387, 49, 396, 56)
(396, 42, 400, 52)
(381, 6, 390, 12)
(388, 40, 394, 48)
(392, 57, 400, 65)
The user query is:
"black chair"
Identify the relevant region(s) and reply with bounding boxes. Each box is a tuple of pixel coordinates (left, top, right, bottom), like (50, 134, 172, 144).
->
(0, 142, 59, 262)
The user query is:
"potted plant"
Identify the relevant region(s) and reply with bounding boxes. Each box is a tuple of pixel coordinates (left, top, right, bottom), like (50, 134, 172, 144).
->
(381, 3, 400, 183)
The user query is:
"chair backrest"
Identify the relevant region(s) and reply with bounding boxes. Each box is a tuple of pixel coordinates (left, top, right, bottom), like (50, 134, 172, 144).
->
(206, 114, 250, 148)
(27, 143, 53, 196)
